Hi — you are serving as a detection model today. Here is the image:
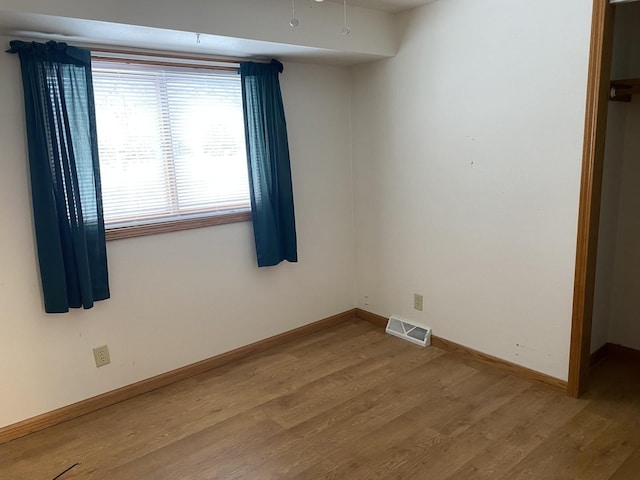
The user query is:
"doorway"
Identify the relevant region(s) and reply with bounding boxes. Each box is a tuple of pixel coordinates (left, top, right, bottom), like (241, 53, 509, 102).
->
(569, 0, 640, 397)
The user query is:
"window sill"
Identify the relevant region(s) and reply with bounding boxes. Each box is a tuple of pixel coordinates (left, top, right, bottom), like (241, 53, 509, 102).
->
(106, 210, 252, 241)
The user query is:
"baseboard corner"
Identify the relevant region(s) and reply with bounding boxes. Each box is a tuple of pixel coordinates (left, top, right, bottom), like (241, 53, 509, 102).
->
(355, 308, 567, 394)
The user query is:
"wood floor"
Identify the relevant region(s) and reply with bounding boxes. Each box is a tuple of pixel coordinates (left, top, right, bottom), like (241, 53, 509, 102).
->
(2, 319, 640, 479)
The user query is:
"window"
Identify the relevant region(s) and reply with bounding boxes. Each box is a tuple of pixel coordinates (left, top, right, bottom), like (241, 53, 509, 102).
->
(91, 56, 251, 239)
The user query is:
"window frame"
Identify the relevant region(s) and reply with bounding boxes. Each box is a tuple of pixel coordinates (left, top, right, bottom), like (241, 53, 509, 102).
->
(91, 50, 252, 241)
(105, 210, 252, 240)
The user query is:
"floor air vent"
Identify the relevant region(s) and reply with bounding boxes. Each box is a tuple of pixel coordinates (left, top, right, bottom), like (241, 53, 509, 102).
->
(386, 316, 431, 347)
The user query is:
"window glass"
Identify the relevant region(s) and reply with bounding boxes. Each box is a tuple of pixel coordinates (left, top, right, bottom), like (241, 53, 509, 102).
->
(92, 60, 250, 230)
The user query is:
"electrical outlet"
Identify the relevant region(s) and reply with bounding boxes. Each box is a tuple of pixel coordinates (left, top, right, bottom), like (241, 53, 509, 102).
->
(414, 293, 424, 311)
(93, 345, 111, 368)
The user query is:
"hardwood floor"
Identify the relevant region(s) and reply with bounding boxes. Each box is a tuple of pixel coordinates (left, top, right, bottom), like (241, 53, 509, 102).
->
(2, 319, 639, 479)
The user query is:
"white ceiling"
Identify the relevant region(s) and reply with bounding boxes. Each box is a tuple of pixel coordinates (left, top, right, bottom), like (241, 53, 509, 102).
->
(329, 0, 437, 13)
(0, 0, 435, 65)
(0, 11, 390, 65)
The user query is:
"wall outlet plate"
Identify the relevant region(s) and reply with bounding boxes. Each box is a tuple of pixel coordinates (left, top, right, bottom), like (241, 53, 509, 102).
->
(414, 293, 424, 311)
(93, 345, 111, 368)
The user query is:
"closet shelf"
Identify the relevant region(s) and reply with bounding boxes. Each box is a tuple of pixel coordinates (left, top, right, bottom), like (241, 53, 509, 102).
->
(610, 78, 640, 102)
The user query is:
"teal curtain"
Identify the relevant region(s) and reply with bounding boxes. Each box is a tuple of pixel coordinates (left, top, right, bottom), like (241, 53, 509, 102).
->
(239, 59, 297, 267)
(8, 40, 110, 313)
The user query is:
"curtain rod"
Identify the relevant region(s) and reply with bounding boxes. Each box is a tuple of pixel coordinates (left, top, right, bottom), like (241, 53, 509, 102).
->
(6, 36, 267, 65)
(91, 54, 240, 73)
(89, 47, 267, 67)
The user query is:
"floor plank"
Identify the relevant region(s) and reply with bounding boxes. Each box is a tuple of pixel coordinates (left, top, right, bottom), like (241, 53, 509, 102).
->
(2, 319, 640, 480)
(609, 449, 640, 480)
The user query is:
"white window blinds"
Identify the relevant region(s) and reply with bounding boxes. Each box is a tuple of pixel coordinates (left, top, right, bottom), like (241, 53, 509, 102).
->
(91, 59, 250, 229)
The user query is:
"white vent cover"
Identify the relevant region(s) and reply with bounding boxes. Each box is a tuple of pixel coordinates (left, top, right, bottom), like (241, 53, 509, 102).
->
(386, 316, 431, 347)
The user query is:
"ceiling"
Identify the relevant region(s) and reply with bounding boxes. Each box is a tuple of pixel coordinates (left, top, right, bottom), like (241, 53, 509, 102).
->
(0, 0, 438, 65)
(0, 10, 390, 66)
(329, 0, 437, 13)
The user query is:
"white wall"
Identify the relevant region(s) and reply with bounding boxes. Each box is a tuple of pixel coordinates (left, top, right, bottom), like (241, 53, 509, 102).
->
(593, 2, 640, 352)
(0, 37, 356, 428)
(352, 0, 592, 380)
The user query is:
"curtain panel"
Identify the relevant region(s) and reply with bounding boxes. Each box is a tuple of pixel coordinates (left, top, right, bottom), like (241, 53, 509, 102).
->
(8, 40, 110, 313)
(239, 59, 298, 267)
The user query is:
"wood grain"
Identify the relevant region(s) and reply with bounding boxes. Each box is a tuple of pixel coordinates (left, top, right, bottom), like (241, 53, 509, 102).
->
(0, 309, 355, 445)
(568, 0, 616, 398)
(356, 308, 567, 392)
(610, 450, 640, 480)
(2, 320, 639, 480)
(106, 210, 251, 241)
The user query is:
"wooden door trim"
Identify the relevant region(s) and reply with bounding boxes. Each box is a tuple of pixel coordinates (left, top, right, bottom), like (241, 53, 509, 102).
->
(568, 0, 615, 398)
